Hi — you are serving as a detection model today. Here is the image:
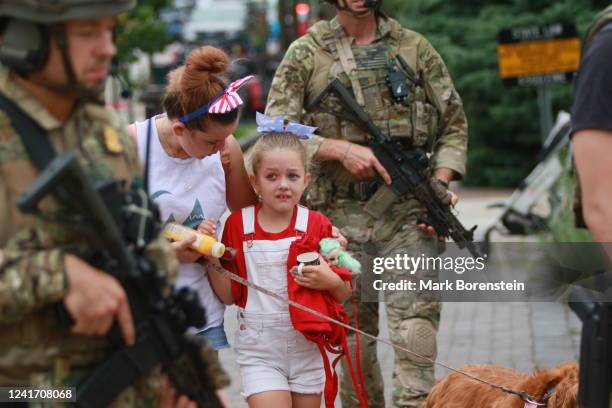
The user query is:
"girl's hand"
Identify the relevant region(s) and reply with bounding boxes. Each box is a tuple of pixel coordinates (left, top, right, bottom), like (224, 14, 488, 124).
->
(197, 219, 217, 237)
(171, 234, 201, 264)
(291, 256, 343, 291)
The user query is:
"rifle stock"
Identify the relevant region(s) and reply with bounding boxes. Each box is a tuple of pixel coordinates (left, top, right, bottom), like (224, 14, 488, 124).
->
(309, 79, 483, 258)
(18, 152, 222, 408)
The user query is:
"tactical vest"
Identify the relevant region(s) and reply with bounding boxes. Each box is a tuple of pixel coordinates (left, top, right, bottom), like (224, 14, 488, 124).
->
(303, 17, 442, 183)
(573, 6, 612, 228)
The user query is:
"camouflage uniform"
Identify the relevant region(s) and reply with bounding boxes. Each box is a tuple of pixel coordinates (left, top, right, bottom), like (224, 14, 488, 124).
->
(0, 59, 227, 408)
(266, 15, 468, 407)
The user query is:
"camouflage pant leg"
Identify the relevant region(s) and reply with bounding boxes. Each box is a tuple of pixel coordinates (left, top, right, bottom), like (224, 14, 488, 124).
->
(340, 270, 385, 408)
(382, 240, 441, 408)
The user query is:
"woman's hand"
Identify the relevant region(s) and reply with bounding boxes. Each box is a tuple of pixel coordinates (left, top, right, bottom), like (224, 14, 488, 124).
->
(171, 234, 201, 263)
(197, 219, 217, 237)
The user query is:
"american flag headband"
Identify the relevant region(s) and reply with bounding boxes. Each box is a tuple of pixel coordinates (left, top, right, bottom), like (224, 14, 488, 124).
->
(178, 75, 255, 124)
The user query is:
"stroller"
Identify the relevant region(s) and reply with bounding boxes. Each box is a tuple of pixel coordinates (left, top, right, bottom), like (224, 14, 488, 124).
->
(483, 111, 572, 243)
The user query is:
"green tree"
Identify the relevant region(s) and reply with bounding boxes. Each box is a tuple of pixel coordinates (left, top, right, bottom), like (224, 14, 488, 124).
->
(116, 0, 173, 65)
(382, 0, 608, 186)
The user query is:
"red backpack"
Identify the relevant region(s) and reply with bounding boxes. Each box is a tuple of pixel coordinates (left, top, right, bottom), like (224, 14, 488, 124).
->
(286, 233, 368, 408)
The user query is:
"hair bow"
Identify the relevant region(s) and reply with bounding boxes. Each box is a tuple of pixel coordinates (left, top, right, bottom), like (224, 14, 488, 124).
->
(256, 112, 317, 140)
(179, 75, 255, 124)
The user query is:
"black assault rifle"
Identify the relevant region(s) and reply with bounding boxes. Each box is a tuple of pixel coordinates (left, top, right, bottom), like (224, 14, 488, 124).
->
(18, 152, 222, 408)
(309, 78, 483, 258)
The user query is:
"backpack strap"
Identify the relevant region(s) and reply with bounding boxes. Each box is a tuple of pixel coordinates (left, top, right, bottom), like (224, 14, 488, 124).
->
(317, 341, 340, 408)
(0, 92, 56, 170)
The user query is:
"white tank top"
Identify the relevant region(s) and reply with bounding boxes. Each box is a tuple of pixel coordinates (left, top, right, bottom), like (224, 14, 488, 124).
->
(135, 116, 227, 331)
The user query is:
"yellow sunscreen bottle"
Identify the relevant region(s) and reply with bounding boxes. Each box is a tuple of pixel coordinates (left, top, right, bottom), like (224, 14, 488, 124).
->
(163, 223, 226, 258)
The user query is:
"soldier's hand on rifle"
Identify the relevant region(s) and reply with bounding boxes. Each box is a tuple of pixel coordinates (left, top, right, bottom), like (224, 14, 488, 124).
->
(417, 176, 459, 240)
(171, 233, 201, 264)
(341, 141, 392, 184)
(156, 376, 197, 408)
(63, 254, 135, 345)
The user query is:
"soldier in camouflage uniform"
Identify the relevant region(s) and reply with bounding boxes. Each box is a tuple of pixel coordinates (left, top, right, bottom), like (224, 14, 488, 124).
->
(0, 1, 227, 406)
(266, 1, 468, 406)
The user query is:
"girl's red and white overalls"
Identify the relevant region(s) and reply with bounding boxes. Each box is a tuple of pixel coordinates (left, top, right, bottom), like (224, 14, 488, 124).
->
(234, 206, 325, 399)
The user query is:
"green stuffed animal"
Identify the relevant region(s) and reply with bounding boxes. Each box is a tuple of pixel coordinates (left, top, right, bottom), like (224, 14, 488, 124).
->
(319, 238, 361, 274)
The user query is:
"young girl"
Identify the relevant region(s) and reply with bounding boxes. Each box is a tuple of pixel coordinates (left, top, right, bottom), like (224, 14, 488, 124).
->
(205, 119, 353, 408)
(128, 46, 257, 350)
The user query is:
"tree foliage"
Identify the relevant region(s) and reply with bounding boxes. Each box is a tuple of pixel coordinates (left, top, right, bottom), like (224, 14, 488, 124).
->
(382, 0, 608, 186)
(116, 0, 173, 64)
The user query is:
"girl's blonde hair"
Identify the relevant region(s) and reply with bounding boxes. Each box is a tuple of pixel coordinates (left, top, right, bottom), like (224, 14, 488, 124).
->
(249, 133, 308, 174)
(163, 46, 239, 131)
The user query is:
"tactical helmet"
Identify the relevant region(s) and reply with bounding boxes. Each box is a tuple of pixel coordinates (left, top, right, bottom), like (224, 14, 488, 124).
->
(0, 0, 135, 24)
(0, 0, 135, 75)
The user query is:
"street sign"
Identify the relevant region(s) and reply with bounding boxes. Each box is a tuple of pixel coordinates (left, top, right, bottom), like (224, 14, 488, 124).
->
(497, 23, 580, 86)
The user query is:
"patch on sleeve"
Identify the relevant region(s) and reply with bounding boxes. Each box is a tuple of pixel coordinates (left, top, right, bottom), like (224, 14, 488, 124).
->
(103, 126, 124, 154)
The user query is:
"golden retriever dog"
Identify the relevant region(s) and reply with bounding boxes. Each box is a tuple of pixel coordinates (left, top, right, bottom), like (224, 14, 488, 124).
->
(422, 363, 580, 408)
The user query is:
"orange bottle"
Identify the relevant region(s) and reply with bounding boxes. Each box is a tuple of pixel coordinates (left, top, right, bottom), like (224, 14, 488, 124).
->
(163, 223, 226, 258)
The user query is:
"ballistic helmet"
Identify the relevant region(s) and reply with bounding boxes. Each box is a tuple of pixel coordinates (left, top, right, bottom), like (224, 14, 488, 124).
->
(0, 0, 135, 23)
(0, 0, 134, 75)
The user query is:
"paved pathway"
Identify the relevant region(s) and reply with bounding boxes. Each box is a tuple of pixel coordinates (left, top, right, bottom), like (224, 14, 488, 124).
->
(218, 188, 582, 407)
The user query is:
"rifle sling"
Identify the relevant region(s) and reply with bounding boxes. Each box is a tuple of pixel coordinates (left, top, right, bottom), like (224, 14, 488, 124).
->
(0, 92, 57, 170)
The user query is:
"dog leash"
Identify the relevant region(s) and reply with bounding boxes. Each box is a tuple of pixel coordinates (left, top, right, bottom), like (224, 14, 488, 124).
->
(204, 260, 548, 406)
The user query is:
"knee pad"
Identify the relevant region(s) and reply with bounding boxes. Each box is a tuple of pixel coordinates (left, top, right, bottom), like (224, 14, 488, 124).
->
(398, 318, 437, 365)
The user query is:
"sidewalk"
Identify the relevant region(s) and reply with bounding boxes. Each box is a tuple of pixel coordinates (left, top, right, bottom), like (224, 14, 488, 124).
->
(218, 188, 582, 407)
(434, 188, 581, 379)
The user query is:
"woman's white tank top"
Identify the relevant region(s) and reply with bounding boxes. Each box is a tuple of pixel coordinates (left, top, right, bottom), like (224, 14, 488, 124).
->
(135, 116, 227, 331)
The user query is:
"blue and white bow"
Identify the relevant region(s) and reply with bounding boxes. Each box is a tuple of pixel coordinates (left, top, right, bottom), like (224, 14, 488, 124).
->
(256, 112, 317, 140)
